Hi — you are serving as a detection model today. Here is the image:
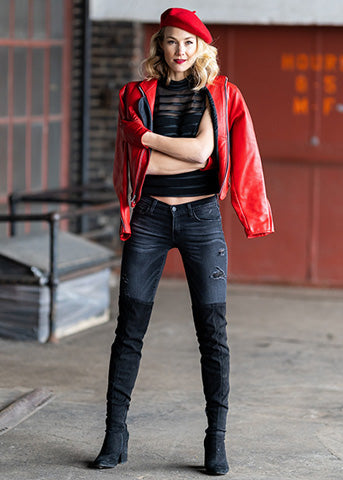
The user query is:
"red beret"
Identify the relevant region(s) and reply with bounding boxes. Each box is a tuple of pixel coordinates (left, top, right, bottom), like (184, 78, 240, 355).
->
(160, 8, 212, 44)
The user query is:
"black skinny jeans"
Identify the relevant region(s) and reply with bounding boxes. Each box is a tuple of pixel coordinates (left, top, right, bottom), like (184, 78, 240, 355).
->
(108, 195, 230, 434)
(120, 195, 228, 304)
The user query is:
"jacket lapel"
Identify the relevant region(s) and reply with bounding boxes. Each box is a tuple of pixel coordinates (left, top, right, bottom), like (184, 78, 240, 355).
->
(139, 78, 158, 113)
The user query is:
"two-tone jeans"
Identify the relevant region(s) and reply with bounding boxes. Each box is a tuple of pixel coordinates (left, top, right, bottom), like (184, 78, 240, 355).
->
(107, 195, 230, 434)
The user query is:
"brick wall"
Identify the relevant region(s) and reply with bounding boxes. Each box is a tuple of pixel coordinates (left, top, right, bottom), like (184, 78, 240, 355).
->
(69, 15, 144, 239)
(89, 21, 144, 185)
(70, 8, 147, 190)
(87, 21, 144, 242)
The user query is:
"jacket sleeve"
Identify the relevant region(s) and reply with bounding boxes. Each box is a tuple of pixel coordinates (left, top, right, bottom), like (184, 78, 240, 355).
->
(120, 105, 150, 148)
(228, 85, 274, 238)
(113, 85, 131, 241)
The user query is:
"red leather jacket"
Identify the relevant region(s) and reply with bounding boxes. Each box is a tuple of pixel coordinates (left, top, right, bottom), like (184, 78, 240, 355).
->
(113, 75, 274, 241)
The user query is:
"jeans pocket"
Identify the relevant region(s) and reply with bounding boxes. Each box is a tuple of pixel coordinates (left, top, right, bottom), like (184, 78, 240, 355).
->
(192, 203, 221, 222)
(133, 200, 149, 215)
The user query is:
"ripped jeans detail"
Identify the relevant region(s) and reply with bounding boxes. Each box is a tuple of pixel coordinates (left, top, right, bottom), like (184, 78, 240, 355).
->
(120, 195, 228, 305)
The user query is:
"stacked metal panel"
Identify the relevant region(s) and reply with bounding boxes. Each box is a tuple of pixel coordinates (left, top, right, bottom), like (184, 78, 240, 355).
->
(0, 231, 115, 342)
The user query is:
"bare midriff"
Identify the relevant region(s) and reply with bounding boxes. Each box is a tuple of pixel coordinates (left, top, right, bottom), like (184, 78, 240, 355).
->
(150, 194, 214, 205)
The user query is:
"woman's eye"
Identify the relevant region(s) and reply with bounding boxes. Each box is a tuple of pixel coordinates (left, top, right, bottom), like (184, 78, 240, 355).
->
(186, 41, 194, 45)
(167, 40, 175, 45)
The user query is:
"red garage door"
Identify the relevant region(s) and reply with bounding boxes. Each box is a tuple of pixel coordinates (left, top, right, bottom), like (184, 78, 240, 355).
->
(144, 24, 343, 287)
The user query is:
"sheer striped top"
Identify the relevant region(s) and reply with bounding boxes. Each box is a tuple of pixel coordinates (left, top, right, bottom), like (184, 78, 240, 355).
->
(141, 76, 219, 197)
(153, 77, 206, 137)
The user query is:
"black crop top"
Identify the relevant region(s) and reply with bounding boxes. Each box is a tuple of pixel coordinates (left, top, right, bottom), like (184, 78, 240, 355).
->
(153, 77, 206, 137)
(141, 76, 219, 197)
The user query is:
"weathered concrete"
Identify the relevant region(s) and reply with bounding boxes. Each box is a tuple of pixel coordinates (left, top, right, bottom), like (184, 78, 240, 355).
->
(1, 280, 343, 479)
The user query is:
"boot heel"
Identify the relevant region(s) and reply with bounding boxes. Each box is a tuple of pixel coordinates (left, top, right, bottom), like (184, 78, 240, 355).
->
(119, 450, 128, 463)
(91, 429, 129, 469)
(119, 431, 129, 463)
(204, 433, 229, 475)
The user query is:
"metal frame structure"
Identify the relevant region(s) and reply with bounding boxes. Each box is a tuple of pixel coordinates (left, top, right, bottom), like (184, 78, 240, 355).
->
(0, 185, 119, 343)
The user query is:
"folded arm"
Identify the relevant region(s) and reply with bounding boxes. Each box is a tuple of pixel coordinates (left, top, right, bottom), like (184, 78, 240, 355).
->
(146, 150, 202, 175)
(142, 107, 214, 168)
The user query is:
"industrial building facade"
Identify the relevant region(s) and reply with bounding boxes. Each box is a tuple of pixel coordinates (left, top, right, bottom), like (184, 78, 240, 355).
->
(143, 23, 343, 287)
(1, 1, 342, 286)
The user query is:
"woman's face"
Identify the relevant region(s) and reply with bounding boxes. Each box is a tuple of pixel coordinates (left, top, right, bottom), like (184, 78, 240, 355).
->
(161, 26, 197, 81)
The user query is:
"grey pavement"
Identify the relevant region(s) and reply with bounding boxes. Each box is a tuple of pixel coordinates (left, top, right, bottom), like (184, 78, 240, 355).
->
(1, 279, 343, 480)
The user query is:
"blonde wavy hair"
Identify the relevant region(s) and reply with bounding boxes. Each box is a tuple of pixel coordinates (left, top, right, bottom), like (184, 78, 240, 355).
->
(142, 28, 219, 90)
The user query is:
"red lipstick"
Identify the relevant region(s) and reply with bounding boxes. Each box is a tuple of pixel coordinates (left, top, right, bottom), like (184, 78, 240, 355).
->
(174, 59, 186, 64)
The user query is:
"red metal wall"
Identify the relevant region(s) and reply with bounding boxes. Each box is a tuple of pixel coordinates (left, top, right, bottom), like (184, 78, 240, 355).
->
(144, 25, 343, 287)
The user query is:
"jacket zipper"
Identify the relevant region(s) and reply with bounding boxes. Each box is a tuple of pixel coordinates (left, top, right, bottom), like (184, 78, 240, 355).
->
(219, 78, 230, 196)
(131, 86, 153, 205)
(131, 149, 146, 205)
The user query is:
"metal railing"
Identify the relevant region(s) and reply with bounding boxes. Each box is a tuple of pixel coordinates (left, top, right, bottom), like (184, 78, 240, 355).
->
(0, 185, 120, 343)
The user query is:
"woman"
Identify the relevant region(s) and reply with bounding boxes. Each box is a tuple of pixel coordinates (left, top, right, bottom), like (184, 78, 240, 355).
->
(92, 7, 274, 475)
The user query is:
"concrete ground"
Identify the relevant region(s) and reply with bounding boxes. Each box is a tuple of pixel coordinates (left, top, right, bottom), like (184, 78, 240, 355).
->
(1, 279, 343, 480)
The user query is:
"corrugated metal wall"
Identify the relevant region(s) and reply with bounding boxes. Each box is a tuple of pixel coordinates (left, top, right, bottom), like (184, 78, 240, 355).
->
(145, 24, 343, 287)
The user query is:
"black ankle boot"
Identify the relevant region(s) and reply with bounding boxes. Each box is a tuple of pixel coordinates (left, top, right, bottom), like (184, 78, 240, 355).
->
(204, 433, 229, 475)
(92, 428, 129, 469)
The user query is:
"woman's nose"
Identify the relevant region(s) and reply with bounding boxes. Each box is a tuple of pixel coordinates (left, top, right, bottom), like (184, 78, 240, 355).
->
(177, 44, 185, 55)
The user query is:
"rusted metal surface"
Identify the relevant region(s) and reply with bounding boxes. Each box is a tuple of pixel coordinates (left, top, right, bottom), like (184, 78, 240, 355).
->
(145, 24, 343, 287)
(316, 167, 343, 285)
(217, 26, 343, 164)
(215, 25, 343, 287)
